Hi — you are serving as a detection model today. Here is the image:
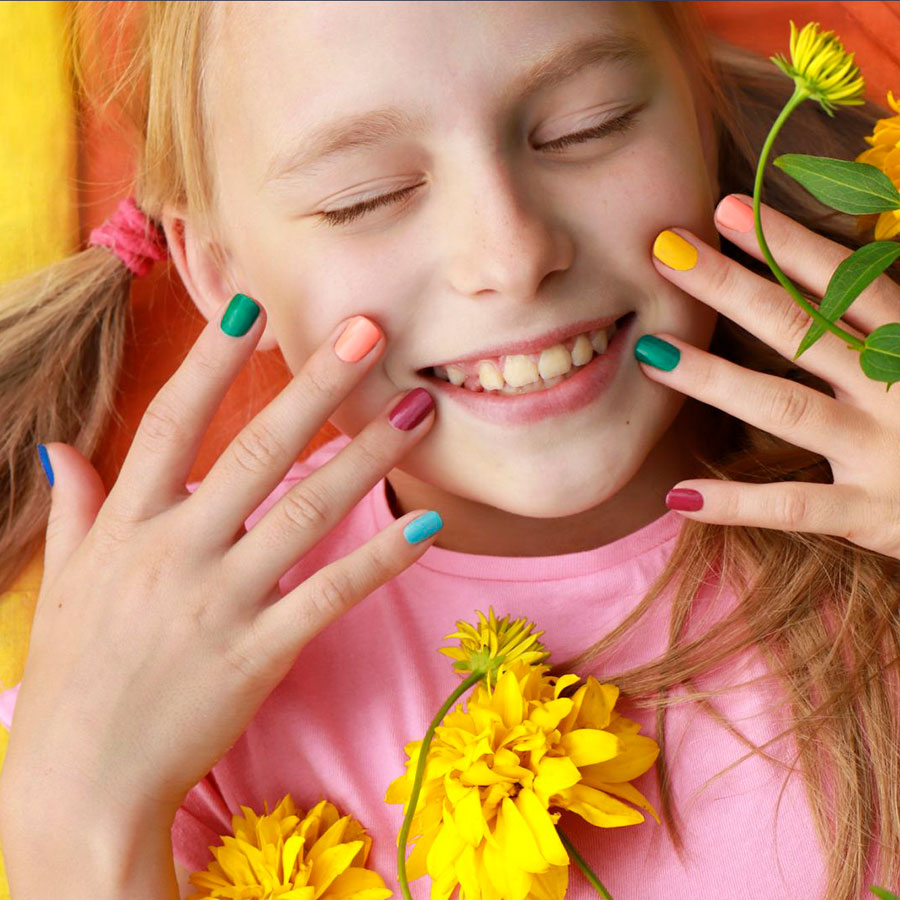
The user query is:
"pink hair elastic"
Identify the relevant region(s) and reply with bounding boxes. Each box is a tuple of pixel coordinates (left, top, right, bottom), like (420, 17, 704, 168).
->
(87, 195, 169, 277)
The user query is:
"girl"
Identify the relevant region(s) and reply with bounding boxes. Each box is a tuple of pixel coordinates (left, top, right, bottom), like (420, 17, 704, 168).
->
(1, 2, 899, 898)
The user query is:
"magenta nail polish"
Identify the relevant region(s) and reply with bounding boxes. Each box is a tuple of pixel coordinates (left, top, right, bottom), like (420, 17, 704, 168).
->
(666, 488, 704, 511)
(389, 388, 434, 431)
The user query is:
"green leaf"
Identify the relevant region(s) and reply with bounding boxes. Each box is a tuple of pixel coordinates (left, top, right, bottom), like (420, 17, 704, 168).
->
(859, 323, 900, 390)
(795, 242, 900, 358)
(773, 155, 900, 214)
(869, 888, 900, 900)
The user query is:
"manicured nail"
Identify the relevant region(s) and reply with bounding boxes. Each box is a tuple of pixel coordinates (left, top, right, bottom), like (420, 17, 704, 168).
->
(389, 388, 435, 431)
(666, 488, 703, 511)
(221, 293, 260, 337)
(652, 230, 698, 270)
(634, 334, 680, 371)
(715, 195, 754, 233)
(334, 316, 382, 362)
(403, 510, 444, 544)
(36, 443, 54, 487)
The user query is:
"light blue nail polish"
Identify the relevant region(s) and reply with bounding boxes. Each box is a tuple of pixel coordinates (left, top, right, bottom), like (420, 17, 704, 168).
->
(403, 510, 443, 544)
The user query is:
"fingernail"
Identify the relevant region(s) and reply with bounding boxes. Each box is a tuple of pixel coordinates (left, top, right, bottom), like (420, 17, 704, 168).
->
(666, 488, 703, 511)
(634, 334, 680, 371)
(652, 230, 698, 270)
(221, 293, 260, 337)
(403, 510, 443, 544)
(334, 316, 382, 362)
(389, 388, 435, 431)
(715, 195, 754, 233)
(36, 443, 54, 487)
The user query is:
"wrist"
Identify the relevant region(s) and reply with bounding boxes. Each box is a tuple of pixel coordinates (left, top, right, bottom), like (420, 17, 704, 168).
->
(0, 782, 180, 899)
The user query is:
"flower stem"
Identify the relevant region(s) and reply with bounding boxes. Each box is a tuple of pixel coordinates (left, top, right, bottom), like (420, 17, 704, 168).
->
(397, 670, 483, 900)
(752, 84, 864, 352)
(557, 827, 615, 900)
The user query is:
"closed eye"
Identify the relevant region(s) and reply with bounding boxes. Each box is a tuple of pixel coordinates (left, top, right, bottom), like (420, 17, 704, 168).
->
(318, 104, 645, 227)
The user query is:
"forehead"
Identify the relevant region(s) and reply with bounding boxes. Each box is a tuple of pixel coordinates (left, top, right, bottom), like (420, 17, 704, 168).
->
(206, 2, 667, 179)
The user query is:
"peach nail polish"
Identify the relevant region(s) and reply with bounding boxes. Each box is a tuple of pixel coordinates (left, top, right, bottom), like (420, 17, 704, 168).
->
(715, 195, 754, 233)
(334, 316, 382, 362)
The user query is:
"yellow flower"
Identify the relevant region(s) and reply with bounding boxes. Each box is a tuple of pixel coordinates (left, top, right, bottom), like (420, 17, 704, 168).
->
(439, 608, 550, 687)
(187, 794, 392, 900)
(770, 20, 866, 116)
(386, 663, 660, 900)
(855, 89, 900, 241)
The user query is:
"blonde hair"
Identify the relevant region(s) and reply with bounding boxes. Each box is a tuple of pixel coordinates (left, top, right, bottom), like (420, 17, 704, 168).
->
(1, 3, 898, 896)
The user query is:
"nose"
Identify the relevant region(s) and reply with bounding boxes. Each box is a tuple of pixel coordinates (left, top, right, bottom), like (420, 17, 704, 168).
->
(442, 161, 574, 302)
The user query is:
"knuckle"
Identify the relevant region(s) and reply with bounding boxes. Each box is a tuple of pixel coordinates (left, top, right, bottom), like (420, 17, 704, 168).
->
(776, 299, 814, 352)
(705, 257, 739, 300)
(764, 384, 812, 431)
(308, 570, 355, 623)
(302, 365, 337, 404)
(229, 420, 289, 475)
(773, 486, 811, 529)
(139, 396, 188, 453)
(279, 482, 333, 532)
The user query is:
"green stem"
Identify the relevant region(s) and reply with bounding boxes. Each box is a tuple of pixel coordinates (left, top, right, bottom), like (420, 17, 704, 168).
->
(397, 670, 483, 900)
(752, 84, 864, 352)
(557, 827, 615, 900)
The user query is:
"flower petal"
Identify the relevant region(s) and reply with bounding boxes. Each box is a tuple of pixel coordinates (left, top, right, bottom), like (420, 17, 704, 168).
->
(557, 783, 646, 828)
(558, 729, 620, 767)
(515, 788, 569, 867)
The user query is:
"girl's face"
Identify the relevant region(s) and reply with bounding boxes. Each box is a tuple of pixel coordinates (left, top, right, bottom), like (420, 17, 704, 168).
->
(199, 1, 721, 551)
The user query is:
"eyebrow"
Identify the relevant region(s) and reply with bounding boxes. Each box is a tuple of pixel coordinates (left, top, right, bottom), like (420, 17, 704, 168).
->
(262, 31, 650, 186)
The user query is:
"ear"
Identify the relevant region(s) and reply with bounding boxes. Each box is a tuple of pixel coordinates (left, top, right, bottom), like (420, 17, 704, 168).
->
(159, 210, 280, 352)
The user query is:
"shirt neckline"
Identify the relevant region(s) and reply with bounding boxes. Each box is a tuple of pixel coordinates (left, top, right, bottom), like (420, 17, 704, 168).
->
(368, 475, 685, 582)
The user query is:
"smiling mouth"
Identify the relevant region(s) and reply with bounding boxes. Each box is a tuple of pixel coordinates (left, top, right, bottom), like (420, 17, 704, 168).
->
(419, 311, 635, 395)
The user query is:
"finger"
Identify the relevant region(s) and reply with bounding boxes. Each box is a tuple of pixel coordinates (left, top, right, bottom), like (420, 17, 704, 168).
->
(663, 479, 871, 544)
(222, 386, 435, 596)
(106, 293, 268, 522)
(187, 314, 387, 546)
(635, 332, 873, 469)
(33, 442, 107, 599)
(714, 194, 900, 335)
(651, 225, 868, 392)
(242, 505, 444, 678)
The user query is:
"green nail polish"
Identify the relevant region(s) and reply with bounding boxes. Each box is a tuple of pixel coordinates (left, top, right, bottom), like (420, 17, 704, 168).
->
(221, 293, 260, 337)
(634, 334, 680, 371)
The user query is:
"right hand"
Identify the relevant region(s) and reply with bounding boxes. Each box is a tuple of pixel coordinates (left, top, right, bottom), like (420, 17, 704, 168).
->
(0, 296, 438, 829)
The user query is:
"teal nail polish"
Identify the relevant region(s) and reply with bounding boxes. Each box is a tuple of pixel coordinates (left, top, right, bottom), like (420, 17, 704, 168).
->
(634, 334, 680, 371)
(403, 510, 443, 544)
(221, 293, 260, 337)
(37, 443, 54, 487)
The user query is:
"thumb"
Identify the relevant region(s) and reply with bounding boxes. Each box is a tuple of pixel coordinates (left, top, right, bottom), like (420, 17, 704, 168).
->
(37, 442, 108, 585)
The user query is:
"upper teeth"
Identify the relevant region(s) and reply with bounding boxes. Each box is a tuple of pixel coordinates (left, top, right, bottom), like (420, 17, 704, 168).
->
(432, 322, 617, 393)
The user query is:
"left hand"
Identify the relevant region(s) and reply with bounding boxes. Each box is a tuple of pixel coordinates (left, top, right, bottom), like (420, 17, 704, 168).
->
(641, 192, 900, 562)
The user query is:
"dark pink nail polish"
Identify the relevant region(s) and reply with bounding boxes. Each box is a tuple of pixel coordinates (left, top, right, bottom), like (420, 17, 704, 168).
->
(666, 488, 703, 511)
(389, 388, 434, 431)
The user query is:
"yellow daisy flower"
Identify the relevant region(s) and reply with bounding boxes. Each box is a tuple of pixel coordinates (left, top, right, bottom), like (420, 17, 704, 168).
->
(439, 608, 550, 687)
(770, 21, 866, 116)
(386, 662, 660, 900)
(187, 794, 392, 900)
(855, 89, 900, 241)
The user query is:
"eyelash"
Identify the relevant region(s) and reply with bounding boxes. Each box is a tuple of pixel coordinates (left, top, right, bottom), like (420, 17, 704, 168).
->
(319, 107, 642, 227)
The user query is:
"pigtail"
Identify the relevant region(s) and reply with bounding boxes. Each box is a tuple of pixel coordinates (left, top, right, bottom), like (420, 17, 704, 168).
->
(0, 245, 133, 593)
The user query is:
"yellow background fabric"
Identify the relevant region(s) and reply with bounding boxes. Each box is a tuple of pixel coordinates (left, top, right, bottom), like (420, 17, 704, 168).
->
(0, 1, 76, 894)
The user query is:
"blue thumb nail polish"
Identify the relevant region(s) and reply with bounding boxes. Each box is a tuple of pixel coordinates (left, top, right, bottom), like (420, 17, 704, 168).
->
(404, 511, 443, 544)
(37, 443, 54, 487)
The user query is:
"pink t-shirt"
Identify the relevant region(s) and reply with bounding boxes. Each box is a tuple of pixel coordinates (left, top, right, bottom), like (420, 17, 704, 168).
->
(172, 435, 829, 898)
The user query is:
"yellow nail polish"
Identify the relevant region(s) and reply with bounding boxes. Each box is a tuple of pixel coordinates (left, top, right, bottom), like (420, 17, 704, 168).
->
(653, 230, 698, 271)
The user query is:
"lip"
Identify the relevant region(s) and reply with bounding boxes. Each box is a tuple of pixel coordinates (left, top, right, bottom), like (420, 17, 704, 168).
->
(420, 312, 627, 370)
(421, 311, 636, 425)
